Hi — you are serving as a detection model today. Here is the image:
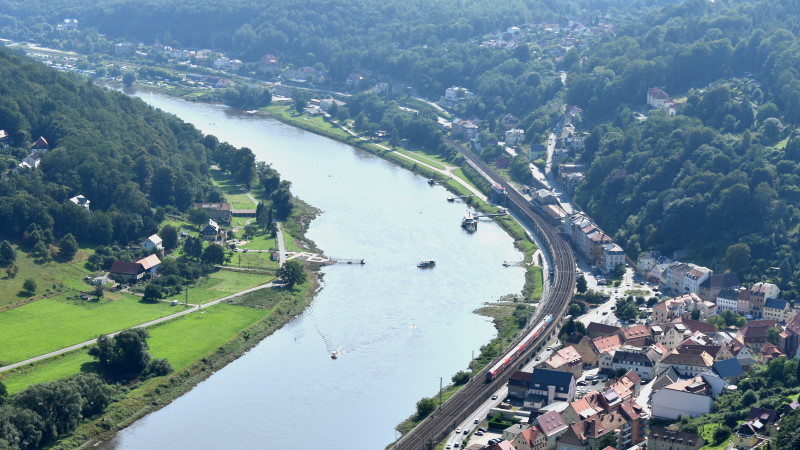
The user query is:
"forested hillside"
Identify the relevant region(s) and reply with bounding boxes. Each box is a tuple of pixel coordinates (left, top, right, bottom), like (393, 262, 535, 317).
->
(567, 0, 800, 289)
(0, 46, 252, 246)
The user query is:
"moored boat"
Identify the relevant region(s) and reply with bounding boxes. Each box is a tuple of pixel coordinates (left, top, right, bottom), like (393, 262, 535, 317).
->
(417, 260, 436, 268)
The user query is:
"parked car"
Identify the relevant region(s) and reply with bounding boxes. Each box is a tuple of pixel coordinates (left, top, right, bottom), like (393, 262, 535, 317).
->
(475, 431, 484, 436)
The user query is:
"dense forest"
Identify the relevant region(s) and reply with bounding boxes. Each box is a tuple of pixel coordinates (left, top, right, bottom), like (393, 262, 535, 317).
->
(567, 0, 800, 290)
(5, 0, 800, 285)
(0, 46, 261, 248)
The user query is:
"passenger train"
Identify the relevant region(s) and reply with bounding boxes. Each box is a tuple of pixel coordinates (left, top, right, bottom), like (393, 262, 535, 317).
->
(485, 314, 554, 382)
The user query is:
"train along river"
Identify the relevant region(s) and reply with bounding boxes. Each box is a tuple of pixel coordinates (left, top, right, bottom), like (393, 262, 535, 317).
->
(103, 91, 526, 450)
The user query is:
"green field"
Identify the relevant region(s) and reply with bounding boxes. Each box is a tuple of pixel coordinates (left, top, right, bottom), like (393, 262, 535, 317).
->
(240, 231, 277, 251)
(165, 269, 271, 304)
(0, 246, 93, 308)
(0, 303, 268, 394)
(0, 294, 187, 365)
(210, 169, 258, 210)
(395, 149, 446, 169)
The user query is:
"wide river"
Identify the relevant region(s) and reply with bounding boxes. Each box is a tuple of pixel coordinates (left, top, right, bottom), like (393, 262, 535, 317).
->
(105, 92, 525, 449)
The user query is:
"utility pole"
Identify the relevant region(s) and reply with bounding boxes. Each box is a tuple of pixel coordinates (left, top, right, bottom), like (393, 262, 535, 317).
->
(185, 287, 188, 306)
(437, 376, 443, 409)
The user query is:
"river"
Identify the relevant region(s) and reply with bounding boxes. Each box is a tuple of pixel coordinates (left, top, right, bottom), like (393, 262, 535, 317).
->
(104, 92, 525, 450)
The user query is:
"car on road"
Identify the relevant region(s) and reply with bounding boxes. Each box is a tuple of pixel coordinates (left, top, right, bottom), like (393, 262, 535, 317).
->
(474, 417, 480, 424)
(463, 429, 470, 435)
(546, 346, 552, 351)
(602, 311, 608, 315)
(446, 446, 451, 450)
(577, 380, 587, 386)
(491, 394, 498, 400)
(455, 427, 461, 434)
(535, 356, 541, 361)
(242, 248, 248, 252)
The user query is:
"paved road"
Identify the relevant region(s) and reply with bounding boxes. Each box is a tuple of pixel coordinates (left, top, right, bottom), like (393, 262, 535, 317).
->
(0, 281, 277, 373)
(275, 222, 287, 267)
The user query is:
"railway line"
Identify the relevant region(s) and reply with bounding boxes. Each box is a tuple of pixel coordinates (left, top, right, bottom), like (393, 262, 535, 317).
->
(392, 143, 577, 450)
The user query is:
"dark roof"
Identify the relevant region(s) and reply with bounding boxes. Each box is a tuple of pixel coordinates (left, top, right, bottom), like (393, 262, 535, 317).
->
(712, 357, 745, 379)
(764, 298, 788, 310)
(587, 322, 621, 335)
(648, 426, 703, 446)
(530, 368, 574, 390)
(747, 407, 779, 424)
(717, 288, 740, 300)
(109, 261, 143, 275)
(613, 350, 656, 366)
(700, 272, 740, 289)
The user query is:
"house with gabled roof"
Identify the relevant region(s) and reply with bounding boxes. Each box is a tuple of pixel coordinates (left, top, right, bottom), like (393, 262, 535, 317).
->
(763, 297, 793, 323)
(140, 234, 162, 252)
(30, 136, 49, 153)
(586, 322, 621, 339)
(109, 261, 146, 283)
(737, 319, 779, 351)
(657, 350, 714, 378)
(200, 219, 226, 242)
(610, 345, 664, 380)
(593, 334, 623, 371)
(622, 324, 652, 347)
(712, 357, 745, 383)
(69, 195, 90, 210)
(511, 425, 546, 450)
(136, 254, 161, 276)
(647, 426, 704, 450)
(533, 410, 568, 449)
(698, 272, 740, 302)
(564, 334, 597, 366)
(509, 369, 576, 409)
(758, 343, 785, 363)
(544, 346, 583, 377)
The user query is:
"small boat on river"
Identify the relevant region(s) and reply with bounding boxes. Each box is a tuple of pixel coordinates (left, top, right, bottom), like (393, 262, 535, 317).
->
(330, 350, 340, 359)
(417, 260, 436, 268)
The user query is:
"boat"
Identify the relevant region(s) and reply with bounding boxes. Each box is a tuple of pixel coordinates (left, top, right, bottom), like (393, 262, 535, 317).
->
(330, 350, 340, 359)
(461, 211, 478, 232)
(428, 179, 436, 186)
(417, 260, 436, 268)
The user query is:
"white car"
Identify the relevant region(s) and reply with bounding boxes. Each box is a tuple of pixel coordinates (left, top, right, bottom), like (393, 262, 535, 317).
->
(455, 427, 461, 434)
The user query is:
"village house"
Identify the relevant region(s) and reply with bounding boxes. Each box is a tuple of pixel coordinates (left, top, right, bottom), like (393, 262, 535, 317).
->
(715, 288, 742, 313)
(593, 334, 623, 371)
(200, 219, 226, 242)
(511, 425, 547, 450)
(733, 408, 781, 450)
(647, 427, 704, 450)
(140, 234, 163, 252)
(505, 128, 525, 146)
(69, 195, 90, 210)
(698, 272, 740, 302)
(652, 293, 716, 323)
(0, 129, 13, 147)
(544, 346, 583, 378)
(746, 282, 780, 319)
(763, 297, 793, 323)
(452, 119, 479, 140)
(563, 334, 597, 366)
(656, 350, 714, 378)
(556, 401, 645, 450)
(651, 375, 720, 419)
(600, 243, 625, 274)
(136, 254, 161, 277)
(193, 202, 232, 222)
(646, 87, 678, 116)
(712, 357, 746, 383)
(533, 411, 569, 449)
(610, 345, 663, 380)
(258, 54, 280, 73)
(109, 261, 146, 283)
(736, 319, 779, 351)
(508, 369, 576, 409)
(586, 322, 621, 339)
(781, 311, 800, 357)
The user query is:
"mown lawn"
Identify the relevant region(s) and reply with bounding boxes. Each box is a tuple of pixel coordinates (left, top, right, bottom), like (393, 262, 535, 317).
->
(210, 168, 257, 210)
(230, 251, 279, 270)
(395, 149, 446, 169)
(240, 231, 277, 251)
(0, 294, 186, 365)
(165, 269, 271, 304)
(147, 303, 269, 369)
(0, 303, 269, 394)
(0, 245, 93, 308)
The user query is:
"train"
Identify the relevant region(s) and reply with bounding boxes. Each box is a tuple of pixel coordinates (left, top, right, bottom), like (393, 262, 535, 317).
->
(485, 313, 554, 382)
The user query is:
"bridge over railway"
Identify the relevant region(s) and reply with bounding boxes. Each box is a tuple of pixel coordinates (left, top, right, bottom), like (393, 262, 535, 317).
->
(392, 140, 577, 450)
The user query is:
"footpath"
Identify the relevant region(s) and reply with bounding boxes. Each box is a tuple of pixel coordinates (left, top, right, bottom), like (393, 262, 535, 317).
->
(0, 223, 289, 374)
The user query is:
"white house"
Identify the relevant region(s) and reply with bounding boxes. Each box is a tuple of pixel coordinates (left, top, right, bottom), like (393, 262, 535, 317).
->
(69, 195, 90, 210)
(651, 376, 716, 419)
(505, 129, 525, 146)
(140, 234, 163, 252)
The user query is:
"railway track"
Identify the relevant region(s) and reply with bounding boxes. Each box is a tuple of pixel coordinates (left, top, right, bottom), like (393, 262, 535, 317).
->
(392, 143, 576, 450)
